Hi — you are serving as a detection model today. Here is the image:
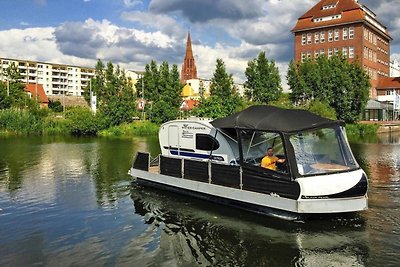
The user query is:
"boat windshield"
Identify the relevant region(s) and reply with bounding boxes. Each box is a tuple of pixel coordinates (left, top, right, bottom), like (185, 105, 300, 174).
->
(289, 126, 358, 176)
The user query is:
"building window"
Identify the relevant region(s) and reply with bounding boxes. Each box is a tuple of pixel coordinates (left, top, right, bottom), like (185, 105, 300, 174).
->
(349, 46, 354, 58)
(307, 51, 312, 59)
(334, 47, 339, 55)
(315, 32, 319, 44)
(334, 29, 339, 41)
(328, 30, 333, 42)
(314, 50, 319, 58)
(302, 34, 306, 45)
(368, 50, 372, 61)
(320, 49, 325, 56)
(373, 52, 377, 63)
(364, 29, 368, 40)
(320, 31, 325, 43)
(342, 47, 348, 58)
(364, 47, 368, 59)
(328, 48, 333, 58)
(301, 52, 306, 62)
(307, 33, 312, 44)
(343, 28, 348, 40)
(349, 27, 354, 39)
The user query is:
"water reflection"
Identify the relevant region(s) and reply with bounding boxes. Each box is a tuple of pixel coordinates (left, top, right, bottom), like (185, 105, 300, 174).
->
(130, 183, 369, 266)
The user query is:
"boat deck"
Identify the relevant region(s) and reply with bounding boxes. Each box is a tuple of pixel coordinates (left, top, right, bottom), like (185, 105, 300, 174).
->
(149, 166, 159, 174)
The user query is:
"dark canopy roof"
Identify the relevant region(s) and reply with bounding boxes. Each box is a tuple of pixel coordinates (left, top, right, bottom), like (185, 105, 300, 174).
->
(210, 105, 342, 133)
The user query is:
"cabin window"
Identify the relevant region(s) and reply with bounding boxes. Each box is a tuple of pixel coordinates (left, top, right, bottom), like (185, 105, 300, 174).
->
(289, 126, 358, 176)
(196, 134, 220, 151)
(239, 130, 288, 173)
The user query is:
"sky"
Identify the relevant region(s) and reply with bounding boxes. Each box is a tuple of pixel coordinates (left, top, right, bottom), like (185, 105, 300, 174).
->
(0, 0, 399, 87)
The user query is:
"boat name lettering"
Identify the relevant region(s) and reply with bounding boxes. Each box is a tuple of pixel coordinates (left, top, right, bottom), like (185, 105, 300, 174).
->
(182, 130, 194, 139)
(182, 124, 206, 130)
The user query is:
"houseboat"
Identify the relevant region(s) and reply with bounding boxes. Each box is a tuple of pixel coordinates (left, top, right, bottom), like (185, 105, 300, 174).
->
(129, 105, 368, 219)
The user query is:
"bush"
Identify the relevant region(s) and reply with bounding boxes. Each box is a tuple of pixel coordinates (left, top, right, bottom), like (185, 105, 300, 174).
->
(65, 107, 106, 136)
(48, 100, 63, 112)
(0, 109, 43, 135)
(345, 123, 379, 138)
(307, 100, 337, 120)
(99, 121, 159, 137)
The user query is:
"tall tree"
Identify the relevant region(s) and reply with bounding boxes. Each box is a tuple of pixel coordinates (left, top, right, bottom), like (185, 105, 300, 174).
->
(244, 51, 282, 104)
(136, 60, 183, 124)
(286, 54, 370, 123)
(195, 59, 244, 118)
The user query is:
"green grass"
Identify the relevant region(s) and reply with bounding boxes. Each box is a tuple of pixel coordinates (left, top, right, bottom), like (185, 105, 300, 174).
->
(345, 123, 380, 142)
(99, 121, 159, 137)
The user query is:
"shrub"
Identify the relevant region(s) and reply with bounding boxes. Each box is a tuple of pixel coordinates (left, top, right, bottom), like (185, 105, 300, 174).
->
(65, 107, 106, 136)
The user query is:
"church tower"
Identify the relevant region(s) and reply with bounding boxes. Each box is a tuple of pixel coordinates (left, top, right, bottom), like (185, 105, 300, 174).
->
(181, 31, 198, 84)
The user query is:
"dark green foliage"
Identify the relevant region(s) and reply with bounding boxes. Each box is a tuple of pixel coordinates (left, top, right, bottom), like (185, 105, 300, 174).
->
(287, 55, 370, 123)
(65, 107, 106, 136)
(194, 59, 245, 118)
(87, 59, 137, 127)
(136, 60, 183, 123)
(244, 51, 282, 103)
(48, 100, 63, 112)
(0, 63, 37, 110)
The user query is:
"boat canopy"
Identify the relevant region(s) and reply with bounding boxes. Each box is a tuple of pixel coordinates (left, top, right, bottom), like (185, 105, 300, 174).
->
(210, 105, 343, 133)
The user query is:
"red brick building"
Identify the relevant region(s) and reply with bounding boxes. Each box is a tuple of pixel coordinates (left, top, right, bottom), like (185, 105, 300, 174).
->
(181, 31, 198, 84)
(292, 0, 392, 98)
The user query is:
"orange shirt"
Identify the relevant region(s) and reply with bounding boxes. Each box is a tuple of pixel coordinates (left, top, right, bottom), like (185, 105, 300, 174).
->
(261, 155, 279, 170)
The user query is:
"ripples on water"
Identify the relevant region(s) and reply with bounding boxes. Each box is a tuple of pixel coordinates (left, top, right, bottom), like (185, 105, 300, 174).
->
(0, 134, 399, 266)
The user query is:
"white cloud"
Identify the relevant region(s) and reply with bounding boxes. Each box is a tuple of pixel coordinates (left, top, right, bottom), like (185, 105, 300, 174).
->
(123, 0, 142, 8)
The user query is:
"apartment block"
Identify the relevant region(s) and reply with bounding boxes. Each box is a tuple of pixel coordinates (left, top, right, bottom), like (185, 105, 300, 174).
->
(0, 57, 96, 96)
(292, 0, 392, 98)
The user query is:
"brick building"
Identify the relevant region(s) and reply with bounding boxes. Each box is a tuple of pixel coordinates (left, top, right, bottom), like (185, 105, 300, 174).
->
(181, 31, 198, 84)
(292, 0, 392, 98)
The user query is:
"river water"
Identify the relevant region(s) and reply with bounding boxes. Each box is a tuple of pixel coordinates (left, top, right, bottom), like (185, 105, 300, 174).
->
(0, 133, 399, 266)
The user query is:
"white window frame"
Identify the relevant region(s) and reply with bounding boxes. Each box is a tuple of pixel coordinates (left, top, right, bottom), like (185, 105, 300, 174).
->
(320, 49, 325, 56)
(343, 28, 348, 40)
(315, 32, 319, 44)
(349, 27, 354, 39)
(349, 46, 354, 58)
(328, 30, 333, 42)
(307, 33, 312, 44)
(320, 31, 325, 43)
(328, 48, 333, 58)
(334, 29, 339, 41)
(342, 47, 348, 58)
(302, 33, 306, 45)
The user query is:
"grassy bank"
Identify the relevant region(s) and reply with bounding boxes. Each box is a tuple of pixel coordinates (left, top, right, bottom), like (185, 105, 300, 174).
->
(0, 109, 159, 137)
(98, 121, 159, 137)
(345, 123, 380, 141)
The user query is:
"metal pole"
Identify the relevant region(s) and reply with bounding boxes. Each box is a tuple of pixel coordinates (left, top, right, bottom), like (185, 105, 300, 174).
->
(7, 79, 9, 97)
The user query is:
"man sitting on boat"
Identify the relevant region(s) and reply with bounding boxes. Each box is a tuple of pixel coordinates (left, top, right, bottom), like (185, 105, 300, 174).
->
(261, 147, 286, 171)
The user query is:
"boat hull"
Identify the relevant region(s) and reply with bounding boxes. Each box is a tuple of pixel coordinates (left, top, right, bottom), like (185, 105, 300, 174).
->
(130, 168, 368, 218)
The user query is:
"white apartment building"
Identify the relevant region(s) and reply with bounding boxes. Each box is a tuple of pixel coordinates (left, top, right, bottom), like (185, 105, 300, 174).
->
(0, 57, 95, 96)
(390, 59, 400, 77)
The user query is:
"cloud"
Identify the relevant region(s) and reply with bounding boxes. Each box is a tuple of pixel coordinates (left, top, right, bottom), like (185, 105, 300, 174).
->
(121, 11, 185, 39)
(123, 0, 142, 8)
(148, 0, 265, 23)
(20, 21, 30, 26)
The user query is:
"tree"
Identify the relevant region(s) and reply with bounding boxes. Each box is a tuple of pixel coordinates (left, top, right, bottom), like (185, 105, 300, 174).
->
(244, 51, 282, 104)
(86, 60, 137, 126)
(0, 63, 35, 109)
(195, 59, 244, 118)
(136, 60, 183, 123)
(287, 55, 370, 123)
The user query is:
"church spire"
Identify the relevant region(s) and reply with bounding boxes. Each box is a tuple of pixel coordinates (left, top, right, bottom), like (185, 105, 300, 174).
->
(181, 31, 197, 84)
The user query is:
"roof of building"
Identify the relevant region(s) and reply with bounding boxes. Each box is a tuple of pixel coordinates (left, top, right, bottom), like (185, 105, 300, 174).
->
(180, 99, 199, 111)
(181, 84, 195, 97)
(211, 105, 342, 133)
(364, 99, 393, 110)
(25, 83, 49, 103)
(376, 77, 400, 89)
(292, 0, 390, 38)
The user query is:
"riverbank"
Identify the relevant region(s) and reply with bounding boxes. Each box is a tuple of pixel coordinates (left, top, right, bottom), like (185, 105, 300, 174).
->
(0, 109, 159, 137)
